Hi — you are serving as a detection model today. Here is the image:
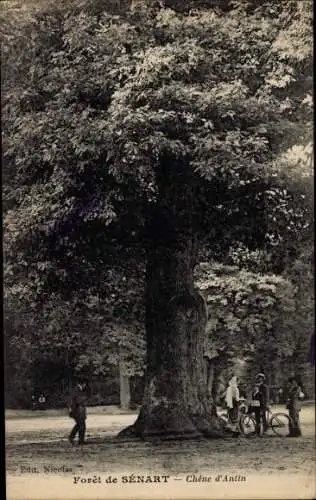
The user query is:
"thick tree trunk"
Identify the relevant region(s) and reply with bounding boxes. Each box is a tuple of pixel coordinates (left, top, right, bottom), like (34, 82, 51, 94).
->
(206, 361, 215, 398)
(118, 159, 223, 440)
(119, 244, 222, 439)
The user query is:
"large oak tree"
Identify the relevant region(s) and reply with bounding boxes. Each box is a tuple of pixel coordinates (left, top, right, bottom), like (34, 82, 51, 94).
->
(2, 0, 313, 438)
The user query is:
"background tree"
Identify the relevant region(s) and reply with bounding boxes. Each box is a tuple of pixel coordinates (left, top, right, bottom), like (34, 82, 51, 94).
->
(2, 0, 313, 437)
(196, 261, 298, 398)
(4, 272, 146, 408)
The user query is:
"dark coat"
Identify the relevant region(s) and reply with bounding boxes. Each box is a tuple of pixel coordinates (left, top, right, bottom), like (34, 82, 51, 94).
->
(258, 383, 268, 408)
(287, 385, 302, 412)
(69, 386, 86, 420)
(249, 389, 265, 412)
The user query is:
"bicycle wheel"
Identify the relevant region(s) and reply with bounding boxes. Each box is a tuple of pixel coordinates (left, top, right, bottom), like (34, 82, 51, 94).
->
(239, 414, 257, 437)
(270, 413, 290, 437)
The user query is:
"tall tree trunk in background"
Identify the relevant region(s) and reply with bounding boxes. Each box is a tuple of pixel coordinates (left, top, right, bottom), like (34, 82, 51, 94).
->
(119, 361, 131, 410)
(119, 159, 222, 439)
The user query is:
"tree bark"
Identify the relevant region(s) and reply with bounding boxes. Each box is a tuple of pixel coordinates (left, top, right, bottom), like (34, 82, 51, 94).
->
(206, 360, 215, 398)
(118, 159, 223, 440)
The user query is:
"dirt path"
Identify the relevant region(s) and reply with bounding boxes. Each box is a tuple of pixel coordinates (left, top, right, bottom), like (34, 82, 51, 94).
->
(6, 413, 137, 443)
(6, 405, 315, 442)
(6, 407, 316, 499)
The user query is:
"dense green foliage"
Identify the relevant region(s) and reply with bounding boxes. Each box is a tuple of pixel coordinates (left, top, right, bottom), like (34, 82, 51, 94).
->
(3, 0, 313, 291)
(2, 0, 313, 408)
(197, 260, 314, 394)
(197, 262, 296, 360)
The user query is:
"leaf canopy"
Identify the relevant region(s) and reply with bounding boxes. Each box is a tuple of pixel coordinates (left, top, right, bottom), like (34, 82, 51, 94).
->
(2, 0, 313, 298)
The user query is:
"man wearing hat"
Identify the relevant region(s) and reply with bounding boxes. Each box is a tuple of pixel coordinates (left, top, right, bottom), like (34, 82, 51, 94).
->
(255, 373, 269, 433)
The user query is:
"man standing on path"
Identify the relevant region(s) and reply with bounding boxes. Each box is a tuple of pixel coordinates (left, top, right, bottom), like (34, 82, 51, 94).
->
(255, 373, 269, 433)
(286, 376, 303, 437)
(68, 383, 87, 445)
(249, 383, 265, 436)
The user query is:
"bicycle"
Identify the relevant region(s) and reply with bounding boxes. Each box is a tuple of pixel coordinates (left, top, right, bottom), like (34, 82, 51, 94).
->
(218, 400, 258, 437)
(239, 406, 292, 437)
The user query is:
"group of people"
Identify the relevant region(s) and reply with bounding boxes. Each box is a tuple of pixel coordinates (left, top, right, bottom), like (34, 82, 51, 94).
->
(31, 393, 47, 410)
(225, 373, 304, 437)
(66, 374, 305, 445)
